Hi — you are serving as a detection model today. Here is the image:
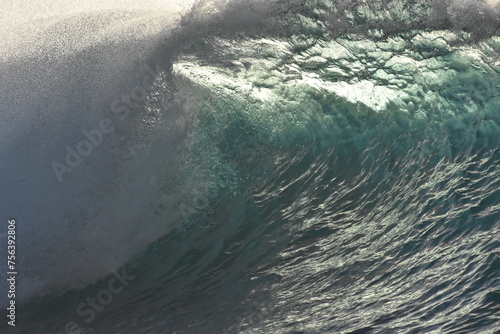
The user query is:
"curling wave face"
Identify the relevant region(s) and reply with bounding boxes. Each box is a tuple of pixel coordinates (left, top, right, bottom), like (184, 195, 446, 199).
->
(1, 0, 499, 333)
(168, 22, 500, 333)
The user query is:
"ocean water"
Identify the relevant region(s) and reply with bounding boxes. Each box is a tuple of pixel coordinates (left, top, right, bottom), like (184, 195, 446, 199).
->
(1, 0, 499, 333)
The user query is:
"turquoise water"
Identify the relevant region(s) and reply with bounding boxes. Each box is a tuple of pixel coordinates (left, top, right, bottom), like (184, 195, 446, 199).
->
(3, 0, 500, 333)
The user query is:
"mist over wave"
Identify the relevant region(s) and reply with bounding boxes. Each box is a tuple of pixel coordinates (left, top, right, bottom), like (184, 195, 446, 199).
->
(0, 0, 203, 305)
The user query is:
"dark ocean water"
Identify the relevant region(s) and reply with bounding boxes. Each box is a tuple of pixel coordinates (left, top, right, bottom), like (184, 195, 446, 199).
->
(1, 0, 499, 333)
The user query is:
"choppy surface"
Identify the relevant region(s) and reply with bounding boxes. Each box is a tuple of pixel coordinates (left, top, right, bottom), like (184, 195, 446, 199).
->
(1, 0, 499, 333)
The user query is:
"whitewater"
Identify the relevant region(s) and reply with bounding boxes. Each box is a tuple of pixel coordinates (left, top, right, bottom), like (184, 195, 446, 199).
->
(0, 0, 498, 333)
